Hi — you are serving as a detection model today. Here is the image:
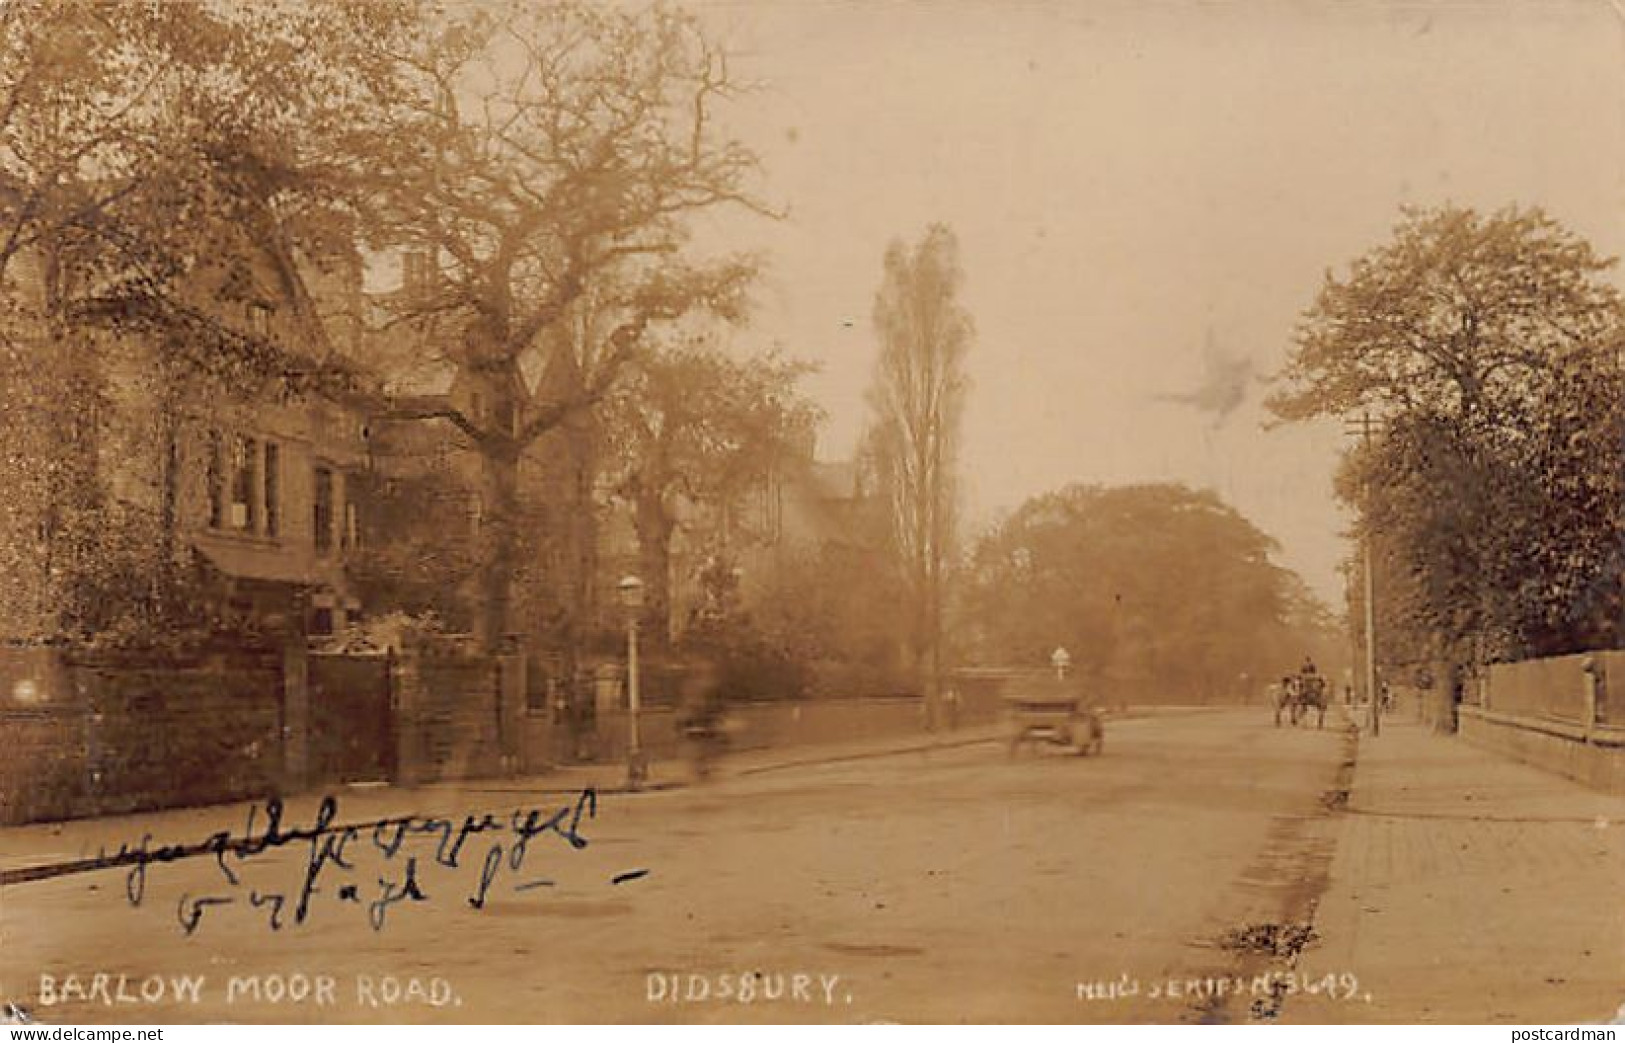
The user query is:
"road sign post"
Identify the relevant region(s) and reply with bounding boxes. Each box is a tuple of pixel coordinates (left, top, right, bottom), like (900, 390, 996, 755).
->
(1051, 646, 1071, 681)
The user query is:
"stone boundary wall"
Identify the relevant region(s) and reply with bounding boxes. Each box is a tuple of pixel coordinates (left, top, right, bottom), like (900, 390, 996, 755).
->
(1480, 651, 1625, 722)
(1457, 705, 1625, 794)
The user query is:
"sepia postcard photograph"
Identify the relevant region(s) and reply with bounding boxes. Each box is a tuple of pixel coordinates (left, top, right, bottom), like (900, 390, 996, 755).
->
(1, 0, 1623, 1028)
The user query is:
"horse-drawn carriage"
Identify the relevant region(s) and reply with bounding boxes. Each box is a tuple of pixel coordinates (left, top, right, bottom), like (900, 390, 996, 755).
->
(1272, 673, 1328, 729)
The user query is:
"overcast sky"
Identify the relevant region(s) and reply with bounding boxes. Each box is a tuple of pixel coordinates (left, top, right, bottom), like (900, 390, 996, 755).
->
(690, 0, 1625, 606)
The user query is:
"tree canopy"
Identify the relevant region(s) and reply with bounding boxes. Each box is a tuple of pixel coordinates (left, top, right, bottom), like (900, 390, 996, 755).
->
(602, 338, 820, 641)
(1271, 204, 1625, 661)
(0, 0, 417, 371)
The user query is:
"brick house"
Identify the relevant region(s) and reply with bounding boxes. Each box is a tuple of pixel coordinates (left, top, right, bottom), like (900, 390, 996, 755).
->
(121, 235, 380, 641)
(0, 232, 378, 645)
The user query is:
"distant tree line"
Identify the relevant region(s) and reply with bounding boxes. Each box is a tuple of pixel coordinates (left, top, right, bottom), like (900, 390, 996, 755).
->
(963, 483, 1342, 703)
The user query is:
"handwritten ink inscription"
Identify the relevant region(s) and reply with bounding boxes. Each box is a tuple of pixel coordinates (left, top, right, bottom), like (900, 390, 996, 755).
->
(85, 788, 645, 935)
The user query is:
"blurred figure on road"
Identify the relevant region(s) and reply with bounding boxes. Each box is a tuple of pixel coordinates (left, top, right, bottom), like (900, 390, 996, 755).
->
(678, 649, 730, 780)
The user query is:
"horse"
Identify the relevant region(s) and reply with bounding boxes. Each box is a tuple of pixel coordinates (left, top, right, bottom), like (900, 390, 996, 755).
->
(1271, 677, 1296, 727)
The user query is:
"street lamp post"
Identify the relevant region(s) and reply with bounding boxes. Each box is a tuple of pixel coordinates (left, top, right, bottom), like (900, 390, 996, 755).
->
(617, 575, 648, 790)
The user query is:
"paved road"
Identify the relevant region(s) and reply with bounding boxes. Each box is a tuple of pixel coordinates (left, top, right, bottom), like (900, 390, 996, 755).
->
(2, 707, 1369, 1024)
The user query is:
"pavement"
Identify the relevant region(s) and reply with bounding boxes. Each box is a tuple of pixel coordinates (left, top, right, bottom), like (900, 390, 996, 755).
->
(1287, 711, 1625, 1024)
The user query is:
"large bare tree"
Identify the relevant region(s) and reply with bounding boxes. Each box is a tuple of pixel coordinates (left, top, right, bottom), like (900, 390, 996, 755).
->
(369, 1, 766, 647)
(866, 224, 972, 726)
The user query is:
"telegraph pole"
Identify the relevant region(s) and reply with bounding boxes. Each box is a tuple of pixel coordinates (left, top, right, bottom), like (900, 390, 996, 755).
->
(1345, 412, 1381, 737)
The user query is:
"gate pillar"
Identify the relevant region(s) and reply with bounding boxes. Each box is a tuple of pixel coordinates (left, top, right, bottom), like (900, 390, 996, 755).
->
(281, 640, 310, 793)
